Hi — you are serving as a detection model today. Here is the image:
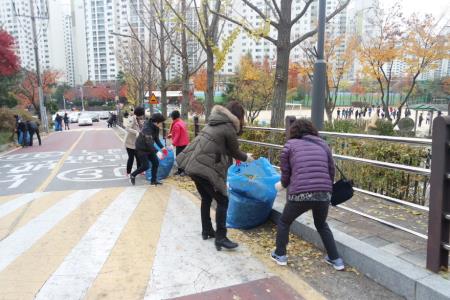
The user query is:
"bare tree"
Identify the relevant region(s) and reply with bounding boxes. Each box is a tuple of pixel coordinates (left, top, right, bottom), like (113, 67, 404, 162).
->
(211, 0, 350, 127)
(166, 0, 224, 118)
(161, 0, 206, 119)
(301, 35, 355, 121)
(116, 37, 154, 106)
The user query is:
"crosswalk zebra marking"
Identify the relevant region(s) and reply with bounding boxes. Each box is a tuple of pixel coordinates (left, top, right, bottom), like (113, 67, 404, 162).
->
(0, 188, 121, 300)
(0, 192, 45, 220)
(35, 187, 147, 300)
(0, 189, 99, 272)
(85, 186, 171, 300)
(0, 191, 73, 241)
(144, 189, 271, 300)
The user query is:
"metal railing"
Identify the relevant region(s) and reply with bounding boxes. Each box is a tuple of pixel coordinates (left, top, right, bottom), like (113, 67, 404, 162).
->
(192, 116, 449, 272)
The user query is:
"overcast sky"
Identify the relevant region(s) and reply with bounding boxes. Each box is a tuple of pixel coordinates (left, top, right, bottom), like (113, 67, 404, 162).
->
(381, 0, 449, 19)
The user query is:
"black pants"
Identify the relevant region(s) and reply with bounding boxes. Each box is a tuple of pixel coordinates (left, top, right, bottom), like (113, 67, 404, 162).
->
(64, 121, 70, 130)
(191, 176, 228, 240)
(126, 148, 141, 174)
(29, 130, 41, 146)
(175, 145, 187, 173)
(131, 151, 159, 182)
(275, 201, 339, 260)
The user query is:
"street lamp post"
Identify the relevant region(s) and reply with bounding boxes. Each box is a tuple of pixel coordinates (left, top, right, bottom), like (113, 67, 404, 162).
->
(311, 0, 327, 130)
(80, 86, 85, 111)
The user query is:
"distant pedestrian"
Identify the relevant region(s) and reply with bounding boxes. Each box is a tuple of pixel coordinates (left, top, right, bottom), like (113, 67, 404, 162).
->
(124, 106, 144, 176)
(419, 113, 423, 127)
(426, 112, 431, 124)
(26, 120, 41, 146)
(271, 119, 344, 271)
(55, 114, 63, 131)
(63, 113, 70, 130)
(130, 113, 167, 186)
(177, 102, 253, 251)
(17, 120, 28, 147)
(336, 108, 341, 119)
(168, 110, 189, 176)
(437, 111, 442, 117)
(368, 107, 372, 118)
(355, 110, 359, 120)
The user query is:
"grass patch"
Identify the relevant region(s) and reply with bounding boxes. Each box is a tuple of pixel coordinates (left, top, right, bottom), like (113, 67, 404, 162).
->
(0, 131, 13, 146)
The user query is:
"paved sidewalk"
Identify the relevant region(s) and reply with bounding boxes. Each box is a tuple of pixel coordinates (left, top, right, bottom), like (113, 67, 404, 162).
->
(0, 184, 316, 300)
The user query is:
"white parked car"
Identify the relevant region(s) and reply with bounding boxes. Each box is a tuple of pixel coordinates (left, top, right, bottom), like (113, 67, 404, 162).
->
(69, 112, 80, 123)
(78, 113, 93, 126)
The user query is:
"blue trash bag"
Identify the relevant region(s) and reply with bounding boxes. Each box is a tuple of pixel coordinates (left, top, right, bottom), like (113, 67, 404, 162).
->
(145, 142, 175, 181)
(226, 158, 281, 229)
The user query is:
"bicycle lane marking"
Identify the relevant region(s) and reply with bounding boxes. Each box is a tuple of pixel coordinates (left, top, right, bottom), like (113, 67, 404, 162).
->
(35, 131, 86, 192)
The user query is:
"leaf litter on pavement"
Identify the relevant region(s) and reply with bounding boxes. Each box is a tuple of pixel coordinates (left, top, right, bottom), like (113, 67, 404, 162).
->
(170, 176, 403, 299)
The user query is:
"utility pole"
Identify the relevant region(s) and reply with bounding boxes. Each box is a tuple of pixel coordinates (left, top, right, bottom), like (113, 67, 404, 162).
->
(80, 86, 85, 111)
(29, 0, 48, 132)
(310, 0, 327, 130)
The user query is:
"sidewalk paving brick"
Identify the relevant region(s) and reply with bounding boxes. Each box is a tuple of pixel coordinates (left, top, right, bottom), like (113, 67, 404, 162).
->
(168, 277, 304, 300)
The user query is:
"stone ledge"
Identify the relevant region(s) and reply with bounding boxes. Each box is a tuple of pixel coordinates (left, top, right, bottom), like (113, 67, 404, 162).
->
(270, 195, 449, 300)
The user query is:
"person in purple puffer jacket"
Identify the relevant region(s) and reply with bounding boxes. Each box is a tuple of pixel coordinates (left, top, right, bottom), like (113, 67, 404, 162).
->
(271, 119, 344, 271)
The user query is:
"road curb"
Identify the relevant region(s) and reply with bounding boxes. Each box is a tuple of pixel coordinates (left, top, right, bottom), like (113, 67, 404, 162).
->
(270, 196, 450, 300)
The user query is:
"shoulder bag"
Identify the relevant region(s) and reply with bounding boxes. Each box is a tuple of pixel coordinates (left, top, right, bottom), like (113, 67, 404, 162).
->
(305, 137, 354, 206)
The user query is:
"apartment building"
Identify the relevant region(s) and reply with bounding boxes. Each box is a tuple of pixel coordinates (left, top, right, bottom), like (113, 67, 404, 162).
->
(0, 0, 51, 71)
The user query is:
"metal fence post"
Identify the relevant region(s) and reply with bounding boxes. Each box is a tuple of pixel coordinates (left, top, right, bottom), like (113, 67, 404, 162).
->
(194, 116, 199, 137)
(426, 116, 450, 272)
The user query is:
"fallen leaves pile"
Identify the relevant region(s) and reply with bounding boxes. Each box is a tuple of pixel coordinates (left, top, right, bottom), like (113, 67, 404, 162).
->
(170, 175, 363, 279)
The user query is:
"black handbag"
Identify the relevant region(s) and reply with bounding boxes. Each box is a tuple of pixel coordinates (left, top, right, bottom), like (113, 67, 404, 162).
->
(331, 164, 354, 206)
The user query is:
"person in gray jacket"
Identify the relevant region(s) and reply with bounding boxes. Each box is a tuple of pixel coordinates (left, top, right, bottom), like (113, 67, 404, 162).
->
(177, 102, 253, 251)
(124, 107, 144, 176)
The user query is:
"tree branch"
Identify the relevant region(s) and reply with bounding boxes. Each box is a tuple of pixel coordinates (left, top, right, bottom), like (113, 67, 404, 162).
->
(165, 0, 207, 51)
(291, 0, 314, 26)
(290, 0, 350, 50)
(208, 8, 278, 45)
(240, 0, 279, 29)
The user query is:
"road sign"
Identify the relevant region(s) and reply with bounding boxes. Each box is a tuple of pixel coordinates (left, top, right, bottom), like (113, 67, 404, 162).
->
(150, 93, 159, 105)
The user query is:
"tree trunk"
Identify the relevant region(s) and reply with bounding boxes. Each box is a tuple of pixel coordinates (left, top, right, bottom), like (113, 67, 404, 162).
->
(271, 30, 290, 128)
(205, 49, 215, 119)
(181, 63, 190, 119)
(180, 0, 190, 120)
(159, 6, 168, 119)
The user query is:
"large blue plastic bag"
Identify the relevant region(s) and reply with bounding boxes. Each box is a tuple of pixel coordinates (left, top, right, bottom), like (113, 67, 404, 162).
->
(226, 158, 280, 229)
(145, 142, 175, 181)
(227, 158, 280, 201)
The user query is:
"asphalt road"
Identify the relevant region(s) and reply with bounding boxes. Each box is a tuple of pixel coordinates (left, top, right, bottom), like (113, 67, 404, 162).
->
(0, 121, 144, 196)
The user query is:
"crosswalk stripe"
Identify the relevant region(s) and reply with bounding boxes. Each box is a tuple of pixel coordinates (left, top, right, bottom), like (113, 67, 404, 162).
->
(0, 191, 73, 240)
(0, 194, 20, 206)
(35, 187, 147, 300)
(0, 188, 99, 272)
(85, 186, 171, 300)
(0, 188, 122, 300)
(144, 189, 271, 300)
(0, 192, 45, 219)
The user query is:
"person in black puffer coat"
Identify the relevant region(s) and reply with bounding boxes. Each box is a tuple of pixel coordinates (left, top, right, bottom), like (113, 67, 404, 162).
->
(130, 113, 166, 186)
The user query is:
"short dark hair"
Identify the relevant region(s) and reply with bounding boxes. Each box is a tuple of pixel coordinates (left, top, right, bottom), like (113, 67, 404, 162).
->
(226, 101, 245, 134)
(151, 113, 166, 123)
(289, 119, 318, 139)
(134, 106, 145, 117)
(171, 110, 180, 120)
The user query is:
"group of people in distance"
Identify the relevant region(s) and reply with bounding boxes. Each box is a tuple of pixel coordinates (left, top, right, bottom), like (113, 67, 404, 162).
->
(122, 102, 344, 270)
(54, 113, 71, 131)
(15, 115, 42, 147)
